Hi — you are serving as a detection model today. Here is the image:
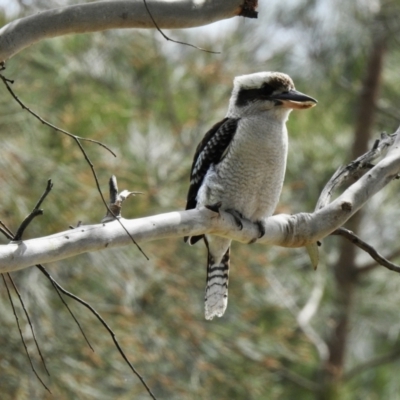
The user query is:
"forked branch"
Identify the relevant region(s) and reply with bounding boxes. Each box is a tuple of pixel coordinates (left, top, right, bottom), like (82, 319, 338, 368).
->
(0, 127, 399, 273)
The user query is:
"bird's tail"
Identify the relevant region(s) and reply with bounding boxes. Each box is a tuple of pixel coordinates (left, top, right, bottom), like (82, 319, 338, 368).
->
(204, 236, 231, 320)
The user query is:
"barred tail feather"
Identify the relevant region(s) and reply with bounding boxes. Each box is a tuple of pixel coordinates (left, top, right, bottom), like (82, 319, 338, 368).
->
(204, 247, 230, 320)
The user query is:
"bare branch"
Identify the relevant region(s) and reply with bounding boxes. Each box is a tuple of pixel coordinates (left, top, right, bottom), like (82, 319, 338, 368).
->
(331, 228, 400, 273)
(1, 126, 400, 272)
(0, 74, 117, 156)
(0, 0, 251, 62)
(7, 273, 50, 376)
(14, 180, 53, 241)
(142, 0, 220, 54)
(36, 264, 94, 352)
(2, 274, 51, 393)
(357, 248, 400, 274)
(316, 131, 397, 210)
(36, 265, 157, 400)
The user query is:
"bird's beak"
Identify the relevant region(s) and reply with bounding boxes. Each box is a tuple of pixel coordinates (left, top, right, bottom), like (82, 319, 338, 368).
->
(271, 90, 317, 110)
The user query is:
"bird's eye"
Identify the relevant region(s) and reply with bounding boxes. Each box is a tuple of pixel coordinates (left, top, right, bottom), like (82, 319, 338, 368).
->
(261, 83, 275, 96)
(236, 83, 277, 107)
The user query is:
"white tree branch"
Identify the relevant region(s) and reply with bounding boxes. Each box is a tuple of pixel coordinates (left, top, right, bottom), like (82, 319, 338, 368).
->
(0, 0, 250, 62)
(0, 129, 399, 273)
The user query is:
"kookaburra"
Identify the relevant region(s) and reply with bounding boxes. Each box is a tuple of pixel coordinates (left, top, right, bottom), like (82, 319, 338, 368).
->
(185, 72, 317, 320)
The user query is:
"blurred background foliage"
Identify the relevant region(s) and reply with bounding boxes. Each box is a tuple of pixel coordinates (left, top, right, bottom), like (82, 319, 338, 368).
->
(0, 0, 400, 399)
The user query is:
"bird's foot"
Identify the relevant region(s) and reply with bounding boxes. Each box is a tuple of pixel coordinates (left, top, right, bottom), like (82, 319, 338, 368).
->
(248, 220, 266, 244)
(225, 209, 244, 230)
(205, 202, 222, 213)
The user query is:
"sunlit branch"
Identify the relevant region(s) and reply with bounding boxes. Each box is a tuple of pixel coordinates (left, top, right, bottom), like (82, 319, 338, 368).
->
(0, 0, 254, 62)
(316, 130, 397, 210)
(0, 127, 400, 273)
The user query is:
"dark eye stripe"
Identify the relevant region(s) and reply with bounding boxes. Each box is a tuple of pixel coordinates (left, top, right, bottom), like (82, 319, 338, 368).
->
(235, 83, 276, 107)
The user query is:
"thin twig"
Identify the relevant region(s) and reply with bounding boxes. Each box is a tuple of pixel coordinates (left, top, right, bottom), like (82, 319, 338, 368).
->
(33, 179, 54, 209)
(0, 226, 13, 240)
(0, 74, 117, 156)
(357, 248, 400, 274)
(14, 179, 53, 241)
(36, 265, 157, 400)
(0, 220, 14, 237)
(7, 273, 50, 376)
(142, 0, 220, 54)
(2, 274, 51, 393)
(36, 265, 94, 351)
(331, 228, 400, 273)
(1, 76, 148, 259)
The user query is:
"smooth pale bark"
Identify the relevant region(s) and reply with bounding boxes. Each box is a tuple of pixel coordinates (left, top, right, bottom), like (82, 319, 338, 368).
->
(0, 132, 399, 273)
(0, 0, 247, 61)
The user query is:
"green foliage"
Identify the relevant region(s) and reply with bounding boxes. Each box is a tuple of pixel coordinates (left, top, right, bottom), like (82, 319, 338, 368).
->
(1, 1, 400, 399)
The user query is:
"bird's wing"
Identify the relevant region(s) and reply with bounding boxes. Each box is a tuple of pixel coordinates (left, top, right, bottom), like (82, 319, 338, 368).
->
(185, 117, 240, 211)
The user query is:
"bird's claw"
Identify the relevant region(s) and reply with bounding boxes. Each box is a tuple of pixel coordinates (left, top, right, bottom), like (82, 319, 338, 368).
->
(248, 220, 266, 244)
(205, 202, 222, 213)
(256, 220, 266, 238)
(225, 209, 244, 230)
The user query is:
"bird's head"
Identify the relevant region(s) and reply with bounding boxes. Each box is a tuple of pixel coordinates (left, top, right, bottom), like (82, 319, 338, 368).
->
(227, 72, 317, 119)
